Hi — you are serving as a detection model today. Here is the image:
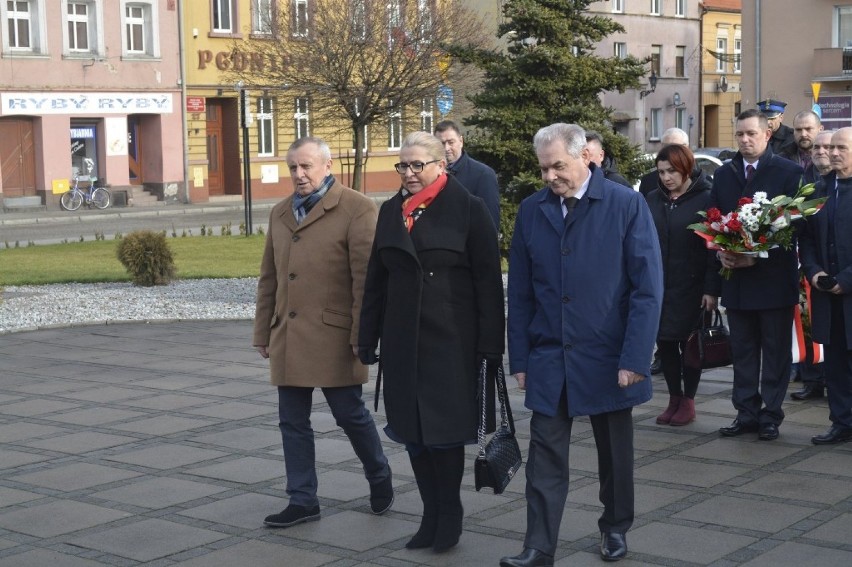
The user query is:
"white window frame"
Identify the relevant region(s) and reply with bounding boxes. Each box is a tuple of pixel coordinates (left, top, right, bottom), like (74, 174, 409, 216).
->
(835, 6, 852, 47)
(716, 37, 728, 73)
(613, 42, 627, 59)
(650, 0, 661, 16)
(62, 1, 105, 56)
(212, 0, 233, 33)
(734, 37, 742, 73)
(293, 0, 308, 38)
(675, 108, 686, 131)
(120, 1, 159, 58)
(1, 0, 48, 54)
(675, 0, 685, 17)
(420, 97, 434, 132)
(294, 97, 310, 139)
(612, 0, 624, 14)
(388, 99, 403, 150)
(650, 108, 662, 140)
(257, 97, 275, 157)
(252, 0, 273, 35)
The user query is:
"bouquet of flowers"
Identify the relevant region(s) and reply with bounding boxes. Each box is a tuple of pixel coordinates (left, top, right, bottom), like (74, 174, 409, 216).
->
(687, 183, 826, 279)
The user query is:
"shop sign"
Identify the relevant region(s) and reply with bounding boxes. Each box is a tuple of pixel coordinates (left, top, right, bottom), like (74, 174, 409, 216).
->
(186, 96, 206, 113)
(818, 95, 852, 129)
(0, 92, 174, 116)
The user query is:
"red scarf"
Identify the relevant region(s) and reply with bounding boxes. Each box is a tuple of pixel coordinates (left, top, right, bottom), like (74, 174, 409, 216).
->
(402, 173, 447, 232)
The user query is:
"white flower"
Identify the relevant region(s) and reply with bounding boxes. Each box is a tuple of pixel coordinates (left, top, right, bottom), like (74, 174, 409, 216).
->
(753, 192, 770, 205)
(770, 215, 789, 231)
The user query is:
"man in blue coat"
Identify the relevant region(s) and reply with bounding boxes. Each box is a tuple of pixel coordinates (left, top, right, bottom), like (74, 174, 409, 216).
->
(501, 123, 663, 567)
(435, 120, 500, 228)
(713, 109, 803, 441)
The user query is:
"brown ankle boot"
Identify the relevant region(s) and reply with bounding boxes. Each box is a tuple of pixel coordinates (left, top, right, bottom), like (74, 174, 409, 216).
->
(656, 394, 682, 424)
(670, 397, 695, 426)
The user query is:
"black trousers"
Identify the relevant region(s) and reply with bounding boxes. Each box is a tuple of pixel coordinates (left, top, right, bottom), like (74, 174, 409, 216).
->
(523, 396, 634, 556)
(825, 296, 852, 427)
(727, 306, 794, 426)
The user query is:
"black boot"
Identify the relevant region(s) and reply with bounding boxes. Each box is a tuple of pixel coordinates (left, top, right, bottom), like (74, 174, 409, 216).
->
(430, 446, 465, 552)
(405, 450, 438, 549)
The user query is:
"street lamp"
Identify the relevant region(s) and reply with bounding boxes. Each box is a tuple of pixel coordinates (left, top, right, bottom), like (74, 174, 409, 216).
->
(235, 81, 253, 236)
(639, 70, 658, 99)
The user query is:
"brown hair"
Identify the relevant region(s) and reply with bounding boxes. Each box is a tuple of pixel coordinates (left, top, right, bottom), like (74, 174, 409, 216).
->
(655, 144, 695, 180)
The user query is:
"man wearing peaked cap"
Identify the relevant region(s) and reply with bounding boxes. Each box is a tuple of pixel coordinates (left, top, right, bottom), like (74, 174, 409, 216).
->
(758, 98, 796, 160)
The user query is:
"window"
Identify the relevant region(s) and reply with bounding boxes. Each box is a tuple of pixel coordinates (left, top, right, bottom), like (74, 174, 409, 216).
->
(63, 1, 102, 56)
(650, 108, 662, 140)
(836, 6, 852, 47)
(257, 97, 274, 156)
(675, 0, 685, 17)
(388, 0, 402, 45)
(252, 0, 273, 35)
(420, 97, 434, 132)
(121, 1, 159, 57)
(613, 42, 627, 59)
(2, 0, 47, 53)
(294, 97, 310, 139)
(734, 38, 742, 73)
(352, 0, 366, 41)
(716, 37, 727, 72)
(612, 0, 624, 13)
(675, 46, 685, 77)
(212, 0, 233, 33)
(417, 0, 432, 39)
(67, 2, 89, 51)
(651, 44, 661, 76)
(675, 108, 686, 131)
(388, 99, 402, 149)
(650, 0, 661, 16)
(353, 98, 368, 150)
(293, 0, 308, 37)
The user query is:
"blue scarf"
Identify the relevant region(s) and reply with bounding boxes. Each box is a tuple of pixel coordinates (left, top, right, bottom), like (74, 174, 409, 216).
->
(292, 175, 334, 224)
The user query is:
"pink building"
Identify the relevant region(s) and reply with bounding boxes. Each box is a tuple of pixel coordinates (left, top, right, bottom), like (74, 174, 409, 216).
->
(0, 0, 185, 209)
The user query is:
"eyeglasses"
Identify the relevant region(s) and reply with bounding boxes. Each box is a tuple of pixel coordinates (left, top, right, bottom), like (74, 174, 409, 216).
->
(394, 160, 439, 174)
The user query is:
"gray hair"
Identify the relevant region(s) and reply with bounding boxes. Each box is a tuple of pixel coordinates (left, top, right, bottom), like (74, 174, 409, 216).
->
(288, 136, 332, 161)
(661, 127, 689, 146)
(533, 123, 586, 157)
(401, 131, 445, 161)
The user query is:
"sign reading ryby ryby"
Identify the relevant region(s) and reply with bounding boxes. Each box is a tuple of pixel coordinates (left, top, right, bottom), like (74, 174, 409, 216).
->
(0, 92, 174, 116)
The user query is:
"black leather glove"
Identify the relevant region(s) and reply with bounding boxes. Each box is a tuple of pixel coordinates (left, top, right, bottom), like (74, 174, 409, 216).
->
(358, 347, 379, 365)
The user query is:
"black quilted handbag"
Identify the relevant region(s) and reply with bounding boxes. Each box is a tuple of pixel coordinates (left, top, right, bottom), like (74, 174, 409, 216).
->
(474, 360, 522, 494)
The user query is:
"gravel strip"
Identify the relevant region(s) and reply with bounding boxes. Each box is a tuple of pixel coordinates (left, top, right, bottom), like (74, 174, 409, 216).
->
(0, 278, 258, 334)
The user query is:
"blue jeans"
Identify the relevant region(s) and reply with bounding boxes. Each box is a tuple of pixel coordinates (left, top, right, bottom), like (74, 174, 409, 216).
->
(278, 385, 389, 507)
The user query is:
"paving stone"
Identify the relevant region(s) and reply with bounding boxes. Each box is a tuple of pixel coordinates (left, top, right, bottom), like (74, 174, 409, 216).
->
(284, 509, 418, 551)
(680, 438, 800, 465)
(0, 422, 69, 443)
(191, 382, 271, 398)
(801, 512, 852, 544)
(109, 416, 215, 435)
(635, 458, 750, 488)
(55, 386, 151, 403)
(790, 451, 852, 477)
(314, 438, 367, 464)
(0, 486, 43, 506)
(22, 432, 137, 454)
(629, 522, 757, 564)
(68, 518, 227, 562)
(0, 500, 130, 537)
(0, 549, 108, 567)
(105, 444, 228, 469)
(118, 394, 213, 410)
(388, 530, 523, 565)
(184, 401, 271, 420)
(171, 540, 336, 566)
(0, 448, 51, 469)
(0, 538, 16, 551)
(673, 495, 818, 533)
(178, 493, 286, 529)
(130, 375, 218, 391)
(91, 477, 228, 508)
(0, 399, 80, 417)
(9, 462, 141, 491)
(784, 405, 832, 426)
(633, 428, 698, 452)
(482, 505, 599, 541)
(186, 456, 283, 484)
(40, 407, 149, 426)
(567, 481, 693, 515)
(190, 426, 281, 450)
(739, 541, 852, 566)
(734, 472, 852, 505)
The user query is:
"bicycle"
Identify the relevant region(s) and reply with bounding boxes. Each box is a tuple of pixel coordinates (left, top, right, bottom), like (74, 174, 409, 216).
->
(60, 175, 111, 211)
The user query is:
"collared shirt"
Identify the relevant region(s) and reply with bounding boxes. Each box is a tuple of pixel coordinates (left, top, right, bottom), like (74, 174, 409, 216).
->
(560, 171, 591, 217)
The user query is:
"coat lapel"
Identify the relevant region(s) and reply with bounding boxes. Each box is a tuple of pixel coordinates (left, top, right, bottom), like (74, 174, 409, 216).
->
(538, 189, 564, 235)
(375, 191, 419, 262)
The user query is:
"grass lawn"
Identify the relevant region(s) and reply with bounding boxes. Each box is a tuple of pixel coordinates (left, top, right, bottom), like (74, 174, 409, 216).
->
(0, 235, 266, 286)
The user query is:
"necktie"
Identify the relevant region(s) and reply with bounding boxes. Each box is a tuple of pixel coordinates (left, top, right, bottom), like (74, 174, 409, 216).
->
(563, 196, 579, 222)
(745, 164, 755, 182)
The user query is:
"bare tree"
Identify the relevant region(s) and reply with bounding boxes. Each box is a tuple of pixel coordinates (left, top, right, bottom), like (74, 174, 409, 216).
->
(228, 0, 487, 191)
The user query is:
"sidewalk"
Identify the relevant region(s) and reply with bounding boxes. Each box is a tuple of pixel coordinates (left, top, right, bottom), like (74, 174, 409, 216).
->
(1, 321, 851, 566)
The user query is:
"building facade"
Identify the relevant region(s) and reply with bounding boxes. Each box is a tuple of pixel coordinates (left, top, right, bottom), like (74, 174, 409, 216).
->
(700, 0, 741, 149)
(588, 0, 702, 151)
(0, 0, 184, 209)
(742, 0, 852, 131)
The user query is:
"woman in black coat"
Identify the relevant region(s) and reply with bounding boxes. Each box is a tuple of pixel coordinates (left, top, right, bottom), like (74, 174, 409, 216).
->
(358, 131, 505, 553)
(646, 145, 721, 426)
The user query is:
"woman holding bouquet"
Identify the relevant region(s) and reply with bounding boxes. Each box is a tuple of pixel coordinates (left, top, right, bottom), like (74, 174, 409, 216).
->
(646, 145, 721, 425)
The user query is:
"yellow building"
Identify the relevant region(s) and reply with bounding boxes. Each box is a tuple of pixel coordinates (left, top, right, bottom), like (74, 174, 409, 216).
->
(181, 0, 473, 202)
(700, 0, 742, 149)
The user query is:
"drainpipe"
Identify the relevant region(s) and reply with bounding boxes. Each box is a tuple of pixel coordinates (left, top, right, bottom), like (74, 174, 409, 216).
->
(755, 0, 761, 102)
(177, 0, 190, 203)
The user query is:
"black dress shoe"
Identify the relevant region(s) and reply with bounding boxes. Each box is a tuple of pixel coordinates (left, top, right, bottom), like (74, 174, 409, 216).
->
(758, 423, 779, 441)
(719, 419, 759, 437)
(600, 532, 627, 562)
(499, 548, 554, 567)
(812, 424, 852, 445)
(791, 384, 825, 400)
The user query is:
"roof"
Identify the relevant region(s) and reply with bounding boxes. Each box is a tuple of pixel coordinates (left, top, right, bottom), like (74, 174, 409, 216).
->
(702, 0, 741, 12)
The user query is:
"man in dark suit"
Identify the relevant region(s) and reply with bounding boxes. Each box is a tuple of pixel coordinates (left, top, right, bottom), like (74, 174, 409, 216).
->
(799, 127, 852, 444)
(712, 109, 803, 441)
(501, 123, 663, 567)
(584, 130, 631, 188)
(759, 99, 797, 160)
(434, 120, 500, 228)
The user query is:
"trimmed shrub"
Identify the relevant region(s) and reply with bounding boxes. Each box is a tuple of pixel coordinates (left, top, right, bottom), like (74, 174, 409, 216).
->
(116, 230, 176, 286)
